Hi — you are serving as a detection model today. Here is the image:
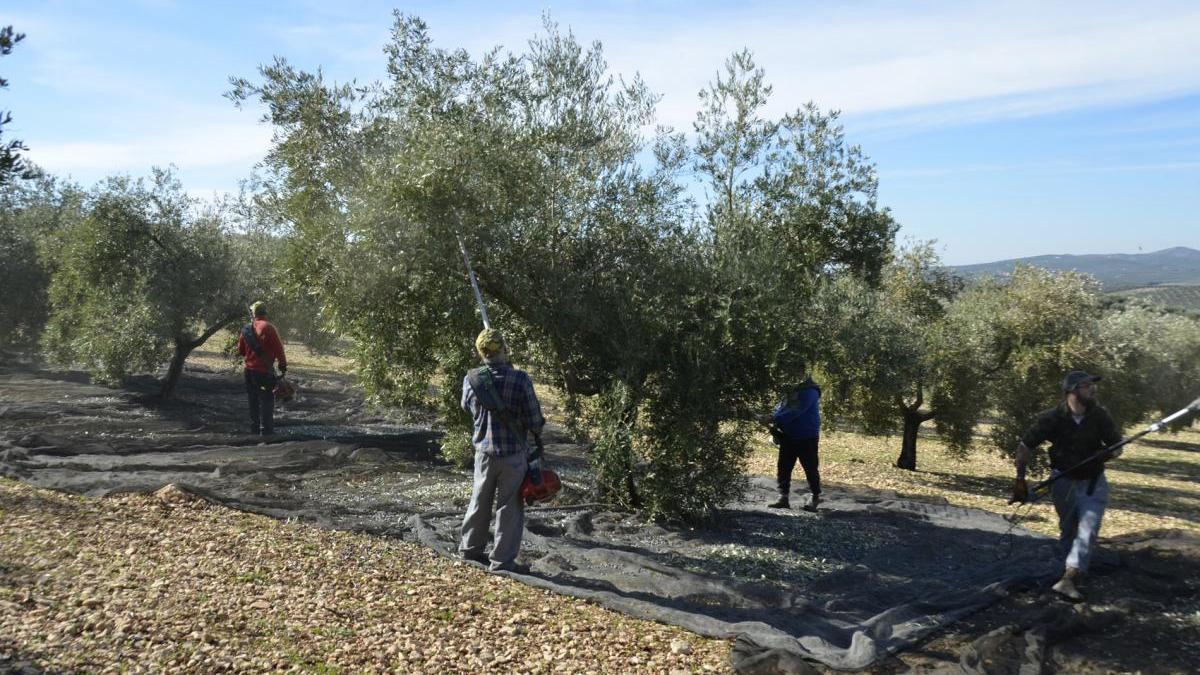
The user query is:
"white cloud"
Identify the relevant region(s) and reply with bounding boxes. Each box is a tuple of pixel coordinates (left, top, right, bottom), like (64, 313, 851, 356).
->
(882, 163, 1031, 179)
(1066, 160, 1200, 173)
(11, 0, 1200, 193)
(26, 120, 271, 176)
(882, 159, 1200, 179)
(530, 1, 1200, 131)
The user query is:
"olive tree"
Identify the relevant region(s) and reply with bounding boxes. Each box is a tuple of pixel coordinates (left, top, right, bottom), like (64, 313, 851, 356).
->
(819, 243, 987, 470)
(984, 271, 1200, 463)
(692, 51, 897, 407)
(41, 169, 246, 397)
(1077, 305, 1200, 432)
(977, 267, 1107, 456)
(231, 16, 896, 520)
(0, 175, 83, 352)
(1, 25, 33, 185)
(1140, 310, 1200, 425)
(818, 256, 1181, 471)
(592, 50, 900, 514)
(218, 186, 341, 354)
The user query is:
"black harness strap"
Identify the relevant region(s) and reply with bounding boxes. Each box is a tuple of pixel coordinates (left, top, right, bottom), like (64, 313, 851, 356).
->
(467, 366, 531, 454)
(241, 323, 266, 360)
(242, 323, 277, 392)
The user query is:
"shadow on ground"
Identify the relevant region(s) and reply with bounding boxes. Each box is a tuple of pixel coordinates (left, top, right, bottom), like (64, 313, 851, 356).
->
(1135, 436, 1200, 453)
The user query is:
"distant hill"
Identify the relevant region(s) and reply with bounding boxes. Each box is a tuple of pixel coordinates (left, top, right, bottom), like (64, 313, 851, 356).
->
(951, 247, 1200, 292)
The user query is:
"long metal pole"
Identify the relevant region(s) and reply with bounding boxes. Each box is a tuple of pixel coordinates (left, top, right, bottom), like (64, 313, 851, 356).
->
(455, 232, 545, 469)
(1030, 396, 1200, 501)
(456, 233, 491, 330)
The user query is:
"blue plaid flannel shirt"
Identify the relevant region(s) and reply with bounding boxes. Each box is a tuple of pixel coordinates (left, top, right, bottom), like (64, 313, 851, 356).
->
(461, 362, 546, 457)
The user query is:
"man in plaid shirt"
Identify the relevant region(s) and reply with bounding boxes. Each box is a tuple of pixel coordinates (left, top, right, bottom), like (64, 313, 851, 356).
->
(459, 328, 545, 572)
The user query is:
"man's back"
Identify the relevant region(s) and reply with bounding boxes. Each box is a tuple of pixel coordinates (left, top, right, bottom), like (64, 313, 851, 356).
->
(773, 382, 821, 441)
(461, 362, 545, 456)
(238, 317, 287, 374)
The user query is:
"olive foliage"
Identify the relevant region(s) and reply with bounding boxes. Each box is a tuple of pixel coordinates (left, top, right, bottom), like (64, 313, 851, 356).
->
(819, 251, 1200, 471)
(1, 25, 33, 185)
(819, 243, 980, 470)
(0, 175, 82, 352)
(231, 15, 896, 520)
(218, 188, 341, 355)
(41, 169, 247, 397)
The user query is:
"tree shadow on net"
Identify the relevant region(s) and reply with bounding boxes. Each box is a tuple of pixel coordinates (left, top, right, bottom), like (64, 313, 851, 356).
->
(520, 494, 1055, 638)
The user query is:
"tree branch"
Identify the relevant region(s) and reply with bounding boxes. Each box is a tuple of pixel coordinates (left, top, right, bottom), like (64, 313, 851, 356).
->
(185, 309, 244, 351)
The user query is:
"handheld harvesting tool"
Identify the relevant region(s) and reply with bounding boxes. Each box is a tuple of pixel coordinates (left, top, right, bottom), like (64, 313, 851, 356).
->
(455, 231, 559, 502)
(456, 233, 491, 330)
(1027, 396, 1200, 503)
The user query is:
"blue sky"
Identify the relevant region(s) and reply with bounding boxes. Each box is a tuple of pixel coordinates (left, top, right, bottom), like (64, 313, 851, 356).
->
(3, 0, 1198, 264)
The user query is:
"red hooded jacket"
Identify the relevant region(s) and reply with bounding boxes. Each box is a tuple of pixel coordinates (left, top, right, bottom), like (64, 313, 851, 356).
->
(237, 317, 288, 374)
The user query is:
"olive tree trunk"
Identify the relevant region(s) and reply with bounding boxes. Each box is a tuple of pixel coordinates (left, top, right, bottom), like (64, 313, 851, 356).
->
(894, 390, 935, 471)
(159, 311, 242, 399)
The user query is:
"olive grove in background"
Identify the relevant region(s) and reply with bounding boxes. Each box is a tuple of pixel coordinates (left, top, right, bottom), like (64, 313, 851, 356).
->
(39, 170, 251, 398)
(820, 259, 1200, 471)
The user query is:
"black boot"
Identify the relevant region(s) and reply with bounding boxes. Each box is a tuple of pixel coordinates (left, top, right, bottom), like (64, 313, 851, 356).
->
(802, 494, 821, 512)
(768, 496, 790, 509)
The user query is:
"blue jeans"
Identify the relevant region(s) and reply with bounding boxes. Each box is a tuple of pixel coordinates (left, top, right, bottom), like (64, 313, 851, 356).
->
(1050, 470, 1109, 573)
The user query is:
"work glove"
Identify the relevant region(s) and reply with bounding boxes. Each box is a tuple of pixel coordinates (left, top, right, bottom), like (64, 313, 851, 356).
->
(1008, 477, 1029, 505)
(769, 426, 786, 446)
(1103, 446, 1123, 461)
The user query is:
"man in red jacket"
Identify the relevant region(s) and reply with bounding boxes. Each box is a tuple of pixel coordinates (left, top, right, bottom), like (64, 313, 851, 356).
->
(237, 301, 288, 435)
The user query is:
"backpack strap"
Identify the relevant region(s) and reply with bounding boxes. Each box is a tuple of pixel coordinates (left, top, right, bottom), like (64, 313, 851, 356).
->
(241, 323, 266, 360)
(467, 366, 530, 453)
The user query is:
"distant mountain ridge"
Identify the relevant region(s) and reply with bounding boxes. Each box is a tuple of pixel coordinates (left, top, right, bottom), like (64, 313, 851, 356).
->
(951, 246, 1200, 291)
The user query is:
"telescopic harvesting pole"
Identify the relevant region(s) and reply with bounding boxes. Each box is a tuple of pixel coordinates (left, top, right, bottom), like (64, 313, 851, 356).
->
(455, 232, 547, 470)
(1030, 396, 1200, 502)
(456, 233, 491, 330)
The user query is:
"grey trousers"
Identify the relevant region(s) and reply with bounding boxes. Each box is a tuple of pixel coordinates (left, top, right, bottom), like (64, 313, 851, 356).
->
(1050, 470, 1109, 574)
(459, 451, 527, 569)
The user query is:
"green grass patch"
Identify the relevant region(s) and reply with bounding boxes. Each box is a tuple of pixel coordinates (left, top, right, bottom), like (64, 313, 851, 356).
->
(745, 425, 1200, 539)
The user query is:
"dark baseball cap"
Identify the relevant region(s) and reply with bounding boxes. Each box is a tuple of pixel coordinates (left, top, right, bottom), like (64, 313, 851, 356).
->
(1061, 370, 1102, 392)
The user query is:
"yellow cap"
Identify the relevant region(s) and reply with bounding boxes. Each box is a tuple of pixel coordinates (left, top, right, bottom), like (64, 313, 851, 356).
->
(475, 328, 505, 357)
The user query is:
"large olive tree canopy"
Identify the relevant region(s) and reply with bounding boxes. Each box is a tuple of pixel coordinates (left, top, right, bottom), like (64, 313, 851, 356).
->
(230, 14, 897, 520)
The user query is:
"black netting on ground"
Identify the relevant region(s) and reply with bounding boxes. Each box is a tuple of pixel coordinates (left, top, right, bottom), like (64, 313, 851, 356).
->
(1, 363, 1061, 671)
(415, 477, 1059, 671)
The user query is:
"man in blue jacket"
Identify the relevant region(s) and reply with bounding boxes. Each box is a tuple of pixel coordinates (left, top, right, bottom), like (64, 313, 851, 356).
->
(768, 374, 822, 512)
